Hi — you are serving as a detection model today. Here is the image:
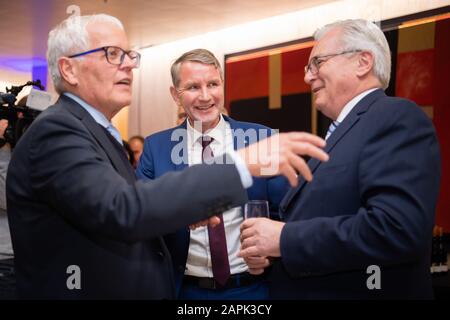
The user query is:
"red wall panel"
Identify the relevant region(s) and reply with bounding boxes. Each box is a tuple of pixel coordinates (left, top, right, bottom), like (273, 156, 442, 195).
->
(225, 56, 268, 112)
(281, 47, 312, 95)
(433, 18, 450, 231)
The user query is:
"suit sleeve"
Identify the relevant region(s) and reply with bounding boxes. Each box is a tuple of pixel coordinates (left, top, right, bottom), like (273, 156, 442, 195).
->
(280, 101, 441, 277)
(28, 114, 248, 244)
(255, 124, 290, 220)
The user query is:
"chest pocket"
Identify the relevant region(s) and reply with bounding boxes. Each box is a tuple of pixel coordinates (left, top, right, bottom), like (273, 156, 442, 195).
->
(311, 162, 355, 191)
(307, 161, 360, 217)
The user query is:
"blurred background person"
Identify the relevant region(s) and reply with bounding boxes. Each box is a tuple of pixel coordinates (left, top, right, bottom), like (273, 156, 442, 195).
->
(0, 118, 16, 299)
(128, 135, 144, 168)
(0, 119, 12, 257)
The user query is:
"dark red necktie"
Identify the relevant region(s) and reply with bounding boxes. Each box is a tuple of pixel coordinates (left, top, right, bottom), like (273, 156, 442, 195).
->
(201, 136, 231, 286)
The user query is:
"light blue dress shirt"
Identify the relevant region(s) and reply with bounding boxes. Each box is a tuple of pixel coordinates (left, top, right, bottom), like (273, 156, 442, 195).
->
(63, 92, 123, 145)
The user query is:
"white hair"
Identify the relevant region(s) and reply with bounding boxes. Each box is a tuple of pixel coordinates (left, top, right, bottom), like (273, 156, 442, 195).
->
(47, 14, 124, 93)
(314, 19, 391, 89)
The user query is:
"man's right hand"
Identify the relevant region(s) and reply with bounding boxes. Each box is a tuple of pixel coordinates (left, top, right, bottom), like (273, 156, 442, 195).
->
(244, 256, 271, 275)
(238, 132, 329, 187)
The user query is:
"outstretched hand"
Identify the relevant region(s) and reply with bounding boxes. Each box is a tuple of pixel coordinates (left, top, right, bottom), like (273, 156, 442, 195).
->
(238, 132, 329, 187)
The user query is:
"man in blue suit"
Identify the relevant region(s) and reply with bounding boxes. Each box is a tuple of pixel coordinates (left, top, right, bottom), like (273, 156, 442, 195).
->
(136, 49, 290, 299)
(240, 19, 442, 299)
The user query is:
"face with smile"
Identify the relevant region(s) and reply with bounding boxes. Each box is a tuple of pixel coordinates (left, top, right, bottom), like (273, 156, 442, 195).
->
(304, 27, 361, 120)
(65, 21, 136, 120)
(170, 61, 223, 132)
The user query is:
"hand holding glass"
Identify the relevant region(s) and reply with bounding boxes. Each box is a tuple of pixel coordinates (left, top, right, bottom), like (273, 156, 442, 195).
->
(243, 200, 269, 274)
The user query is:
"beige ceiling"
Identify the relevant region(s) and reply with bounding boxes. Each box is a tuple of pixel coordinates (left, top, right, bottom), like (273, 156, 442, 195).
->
(0, 0, 335, 60)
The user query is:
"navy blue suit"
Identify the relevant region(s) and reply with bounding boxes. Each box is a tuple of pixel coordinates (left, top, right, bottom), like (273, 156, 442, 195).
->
(136, 115, 289, 294)
(272, 89, 441, 299)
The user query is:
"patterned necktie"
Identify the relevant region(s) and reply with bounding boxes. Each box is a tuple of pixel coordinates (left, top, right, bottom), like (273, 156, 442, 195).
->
(325, 120, 340, 140)
(201, 136, 230, 286)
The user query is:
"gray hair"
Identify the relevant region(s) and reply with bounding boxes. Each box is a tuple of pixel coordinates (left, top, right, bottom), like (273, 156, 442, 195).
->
(171, 49, 223, 88)
(314, 19, 391, 89)
(47, 14, 124, 94)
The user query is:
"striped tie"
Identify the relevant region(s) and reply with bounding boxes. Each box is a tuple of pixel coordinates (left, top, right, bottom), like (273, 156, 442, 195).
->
(325, 120, 340, 140)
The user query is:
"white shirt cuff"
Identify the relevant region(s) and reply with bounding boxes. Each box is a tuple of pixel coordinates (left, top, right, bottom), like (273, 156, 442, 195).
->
(227, 150, 253, 189)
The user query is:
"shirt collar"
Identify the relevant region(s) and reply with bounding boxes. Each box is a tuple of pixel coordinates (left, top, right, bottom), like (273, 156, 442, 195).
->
(186, 114, 227, 147)
(336, 88, 379, 123)
(63, 92, 112, 129)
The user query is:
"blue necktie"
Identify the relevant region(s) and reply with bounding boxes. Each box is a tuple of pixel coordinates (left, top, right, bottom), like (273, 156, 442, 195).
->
(325, 120, 340, 140)
(106, 124, 123, 146)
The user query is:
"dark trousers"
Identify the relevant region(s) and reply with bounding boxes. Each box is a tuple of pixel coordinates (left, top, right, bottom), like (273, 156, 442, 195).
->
(179, 275, 269, 300)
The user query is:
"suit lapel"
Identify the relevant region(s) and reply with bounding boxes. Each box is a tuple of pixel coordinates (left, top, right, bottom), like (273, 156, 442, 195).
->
(225, 115, 249, 150)
(280, 89, 386, 212)
(173, 121, 189, 172)
(61, 95, 135, 183)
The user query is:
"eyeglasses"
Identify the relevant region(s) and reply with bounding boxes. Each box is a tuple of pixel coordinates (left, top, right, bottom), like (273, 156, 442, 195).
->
(68, 46, 141, 68)
(304, 50, 361, 75)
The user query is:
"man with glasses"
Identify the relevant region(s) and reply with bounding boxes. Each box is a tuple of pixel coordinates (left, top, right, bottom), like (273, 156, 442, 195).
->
(239, 19, 441, 299)
(6, 14, 329, 299)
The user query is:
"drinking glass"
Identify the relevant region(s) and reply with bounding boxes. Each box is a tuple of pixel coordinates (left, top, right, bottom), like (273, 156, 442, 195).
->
(244, 200, 269, 219)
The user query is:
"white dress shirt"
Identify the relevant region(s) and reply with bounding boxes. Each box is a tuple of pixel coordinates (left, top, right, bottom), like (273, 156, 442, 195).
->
(185, 115, 248, 277)
(335, 88, 379, 123)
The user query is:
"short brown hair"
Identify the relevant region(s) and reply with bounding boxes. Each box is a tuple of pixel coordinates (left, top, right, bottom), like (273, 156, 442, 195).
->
(170, 49, 223, 87)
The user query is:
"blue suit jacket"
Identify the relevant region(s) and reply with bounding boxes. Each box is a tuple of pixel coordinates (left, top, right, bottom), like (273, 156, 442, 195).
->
(136, 115, 289, 291)
(271, 89, 441, 299)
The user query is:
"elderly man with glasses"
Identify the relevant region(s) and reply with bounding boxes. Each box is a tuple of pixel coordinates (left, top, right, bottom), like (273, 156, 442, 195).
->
(240, 19, 441, 299)
(6, 14, 329, 299)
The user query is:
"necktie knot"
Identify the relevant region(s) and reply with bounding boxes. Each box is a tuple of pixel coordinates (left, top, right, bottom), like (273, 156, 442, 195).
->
(326, 120, 340, 140)
(106, 124, 123, 145)
(200, 136, 213, 149)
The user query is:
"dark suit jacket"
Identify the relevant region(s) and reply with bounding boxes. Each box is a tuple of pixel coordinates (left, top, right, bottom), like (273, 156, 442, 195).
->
(271, 89, 441, 299)
(136, 115, 289, 292)
(6, 95, 247, 299)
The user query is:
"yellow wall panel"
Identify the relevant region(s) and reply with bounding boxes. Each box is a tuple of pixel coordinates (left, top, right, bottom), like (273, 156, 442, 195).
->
(398, 22, 435, 53)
